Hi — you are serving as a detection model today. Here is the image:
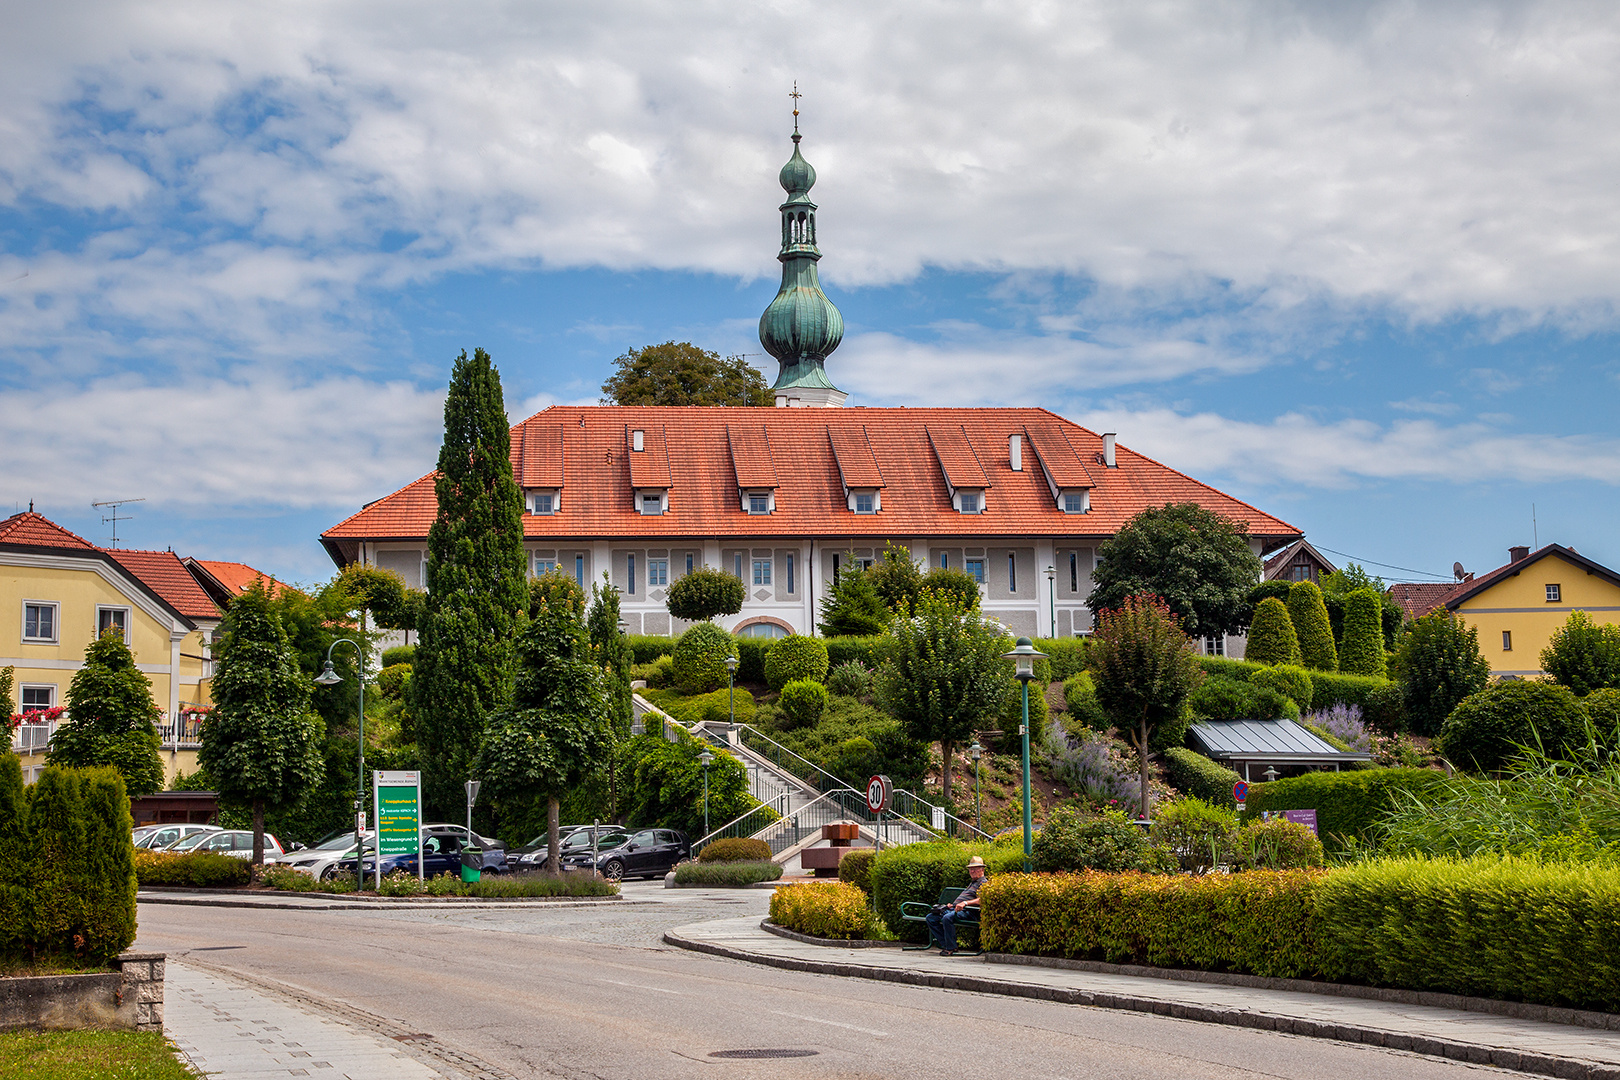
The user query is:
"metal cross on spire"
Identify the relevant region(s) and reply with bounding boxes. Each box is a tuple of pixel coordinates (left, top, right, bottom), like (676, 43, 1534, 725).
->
(790, 82, 801, 134)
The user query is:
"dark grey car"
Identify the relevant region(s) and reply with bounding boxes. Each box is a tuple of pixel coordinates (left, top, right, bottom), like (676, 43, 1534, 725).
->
(564, 828, 688, 881)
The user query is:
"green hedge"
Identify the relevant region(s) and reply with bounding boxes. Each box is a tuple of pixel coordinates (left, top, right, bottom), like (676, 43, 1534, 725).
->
(734, 638, 768, 685)
(770, 880, 883, 939)
(133, 849, 253, 888)
(697, 837, 773, 863)
(823, 636, 895, 668)
(1242, 768, 1448, 851)
(1195, 656, 1267, 681)
(765, 635, 830, 690)
(626, 635, 676, 663)
(980, 869, 1321, 978)
(1307, 671, 1388, 711)
(1163, 748, 1241, 808)
(672, 860, 782, 886)
(869, 840, 1024, 941)
(642, 687, 756, 727)
(838, 848, 875, 892)
(1033, 637, 1090, 681)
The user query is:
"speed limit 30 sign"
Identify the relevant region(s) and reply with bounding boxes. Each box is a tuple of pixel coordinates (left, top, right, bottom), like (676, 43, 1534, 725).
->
(866, 774, 892, 814)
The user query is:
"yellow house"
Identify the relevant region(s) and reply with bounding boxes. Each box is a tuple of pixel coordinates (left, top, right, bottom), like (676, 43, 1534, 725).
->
(1445, 543, 1620, 679)
(2, 511, 222, 785)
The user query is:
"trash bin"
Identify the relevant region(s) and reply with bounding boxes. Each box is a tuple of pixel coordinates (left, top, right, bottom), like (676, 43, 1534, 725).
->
(460, 846, 482, 884)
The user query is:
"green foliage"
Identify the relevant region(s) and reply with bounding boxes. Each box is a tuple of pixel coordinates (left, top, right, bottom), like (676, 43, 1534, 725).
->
(665, 567, 746, 623)
(733, 637, 769, 684)
(761, 695, 929, 791)
(1250, 664, 1313, 713)
(413, 347, 530, 818)
(818, 565, 890, 637)
(823, 636, 895, 668)
(876, 590, 1014, 799)
(1315, 855, 1620, 1010)
(636, 655, 676, 689)
(76, 768, 136, 960)
(1061, 672, 1110, 733)
(1188, 674, 1295, 722)
(672, 622, 737, 695)
(624, 733, 752, 839)
(1306, 670, 1389, 712)
(1339, 588, 1387, 676)
(1540, 610, 1620, 696)
(673, 860, 782, 885)
(380, 645, 415, 668)
(826, 661, 874, 699)
(1237, 818, 1324, 869)
(866, 541, 925, 613)
(600, 341, 769, 406)
(0, 666, 11, 714)
(838, 848, 875, 892)
(1163, 748, 1241, 807)
(1088, 503, 1264, 638)
(330, 563, 421, 632)
(1244, 597, 1301, 666)
(1151, 797, 1240, 871)
(868, 840, 1025, 941)
(371, 869, 617, 898)
(771, 880, 884, 940)
(1034, 637, 1089, 681)
(46, 633, 164, 798)
(15, 767, 139, 961)
(642, 687, 755, 727)
(996, 674, 1050, 745)
(924, 567, 983, 613)
(587, 574, 633, 820)
(979, 869, 1321, 978)
(697, 837, 772, 862)
(0, 754, 27, 958)
(1394, 610, 1492, 737)
(1360, 681, 1409, 734)
(1286, 581, 1338, 672)
(1243, 768, 1449, 852)
(1033, 806, 1161, 872)
(1436, 680, 1586, 773)
(778, 680, 828, 728)
(764, 635, 830, 690)
(375, 664, 411, 700)
(132, 849, 252, 888)
(1587, 688, 1620, 736)
(625, 635, 677, 663)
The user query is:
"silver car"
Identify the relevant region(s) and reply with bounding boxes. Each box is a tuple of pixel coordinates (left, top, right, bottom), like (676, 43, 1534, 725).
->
(166, 829, 285, 859)
(134, 823, 220, 850)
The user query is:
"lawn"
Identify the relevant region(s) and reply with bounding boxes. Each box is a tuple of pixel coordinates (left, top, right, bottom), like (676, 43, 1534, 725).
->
(0, 1030, 195, 1079)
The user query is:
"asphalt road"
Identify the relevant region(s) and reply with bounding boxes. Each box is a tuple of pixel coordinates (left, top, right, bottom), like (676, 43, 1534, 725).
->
(135, 884, 1533, 1080)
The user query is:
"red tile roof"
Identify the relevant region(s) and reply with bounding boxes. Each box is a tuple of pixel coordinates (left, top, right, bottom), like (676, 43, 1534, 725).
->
(322, 406, 1302, 551)
(104, 550, 222, 622)
(0, 511, 97, 550)
(517, 423, 565, 487)
(828, 427, 885, 489)
(186, 559, 296, 602)
(927, 424, 991, 490)
(728, 424, 779, 488)
(1389, 582, 1460, 619)
(1444, 543, 1620, 610)
(1024, 422, 1094, 489)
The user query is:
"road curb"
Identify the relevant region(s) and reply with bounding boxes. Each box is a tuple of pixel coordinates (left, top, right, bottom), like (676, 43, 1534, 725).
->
(138, 891, 630, 911)
(663, 926, 1620, 1080)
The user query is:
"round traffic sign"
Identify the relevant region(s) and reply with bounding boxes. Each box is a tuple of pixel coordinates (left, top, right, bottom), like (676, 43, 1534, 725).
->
(1233, 780, 1250, 803)
(866, 774, 892, 813)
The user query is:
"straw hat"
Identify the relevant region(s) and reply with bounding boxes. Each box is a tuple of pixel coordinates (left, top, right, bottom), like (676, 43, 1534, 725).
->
(966, 856, 986, 869)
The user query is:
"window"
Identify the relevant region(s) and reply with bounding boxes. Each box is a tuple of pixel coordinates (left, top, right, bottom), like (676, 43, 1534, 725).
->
(534, 558, 558, 577)
(1203, 635, 1225, 657)
(965, 558, 986, 585)
(785, 552, 795, 594)
(1289, 564, 1312, 582)
(641, 494, 662, 515)
(531, 493, 555, 515)
(854, 493, 875, 514)
(737, 622, 790, 639)
(685, 553, 695, 576)
(748, 493, 770, 515)
(1546, 584, 1562, 602)
(1502, 630, 1513, 651)
(734, 553, 744, 579)
(832, 552, 840, 581)
(627, 554, 636, 594)
(96, 607, 129, 642)
(959, 492, 981, 513)
(575, 554, 585, 587)
(22, 602, 57, 643)
(1063, 493, 1085, 514)
(1069, 552, 1078, 593)
(1008, 553, 1017, 593)
(20, 686, 53, 712)
(753, 560, 772, 586)
(648, 559, 668, 587)
(939, 552, 948, 569)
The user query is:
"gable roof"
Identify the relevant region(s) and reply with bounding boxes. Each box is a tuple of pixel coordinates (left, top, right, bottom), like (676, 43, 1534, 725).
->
(1445, 544, 1620, 610)
(1263, 539, 1339, 581)
(0, 511, 97, 551)
(104, 550, 222, 622)
(320, 406, 1303, 560)
(517, 422, 565, 488)
(1023, 421, 1094, 489)
(184, 559, 296, 607)
(1389, 582, 1461, 619)
(727, 424, 779, 488)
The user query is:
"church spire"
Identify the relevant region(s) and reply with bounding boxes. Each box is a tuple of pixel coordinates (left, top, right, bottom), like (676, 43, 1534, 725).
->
(758, 87, 846, 408)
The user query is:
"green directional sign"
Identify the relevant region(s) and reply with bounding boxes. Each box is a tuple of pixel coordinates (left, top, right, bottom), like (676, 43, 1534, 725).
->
(373, 770, 422, 883)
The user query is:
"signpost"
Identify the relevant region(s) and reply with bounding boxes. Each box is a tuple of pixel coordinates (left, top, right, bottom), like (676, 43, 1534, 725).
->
(465, 779, 481, 841)
(374, 770, 422, 889)
(867, 774, 892, 853)
(1233, 779, 1249, 814)
(1284, 809, 1319, 836)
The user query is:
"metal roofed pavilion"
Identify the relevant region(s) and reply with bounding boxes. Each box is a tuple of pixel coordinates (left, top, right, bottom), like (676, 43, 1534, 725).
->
(1188, 718, 1372, 780)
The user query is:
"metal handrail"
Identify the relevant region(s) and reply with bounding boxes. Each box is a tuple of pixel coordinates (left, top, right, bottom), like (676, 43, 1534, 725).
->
(693, 793, 790, 851)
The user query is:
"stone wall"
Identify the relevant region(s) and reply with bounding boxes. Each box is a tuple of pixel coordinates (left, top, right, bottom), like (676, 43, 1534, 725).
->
(0, 951, 163, 1033)
(118, 951, 166, 1032)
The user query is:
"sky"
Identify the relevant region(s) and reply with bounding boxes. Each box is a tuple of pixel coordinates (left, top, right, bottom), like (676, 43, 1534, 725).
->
(3, 0, 1619, 588)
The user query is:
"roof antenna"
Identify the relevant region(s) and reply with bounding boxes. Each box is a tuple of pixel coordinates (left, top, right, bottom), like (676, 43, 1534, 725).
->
(92, 497, 145, 548)
(1532, 503, 1538, 549)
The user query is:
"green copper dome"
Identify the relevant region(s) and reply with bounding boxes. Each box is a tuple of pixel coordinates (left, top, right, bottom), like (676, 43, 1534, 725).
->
(779, 139, 816, 203)
(760, 131, 844, 396)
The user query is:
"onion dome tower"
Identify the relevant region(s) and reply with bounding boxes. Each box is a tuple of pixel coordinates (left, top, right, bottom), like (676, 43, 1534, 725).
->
(759, 91, 846, 407)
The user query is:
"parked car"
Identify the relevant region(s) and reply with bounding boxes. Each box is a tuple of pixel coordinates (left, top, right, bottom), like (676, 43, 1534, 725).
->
(422, 822, 507, 851)
(133, 823, 220, 850)
(165, 829, 285, 859)
(514, 827, 629, 870)
(272, 831, 372, 878)
(327, 831, 509, 881)
(562, 828, 688, 881)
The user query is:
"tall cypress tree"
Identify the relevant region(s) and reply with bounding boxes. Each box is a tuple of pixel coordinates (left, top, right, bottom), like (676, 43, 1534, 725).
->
(412, 348, 529, 818)
(586, 573, 632, 821)
(1287, 580, 1339, 672)
(48, 632, 165, 798)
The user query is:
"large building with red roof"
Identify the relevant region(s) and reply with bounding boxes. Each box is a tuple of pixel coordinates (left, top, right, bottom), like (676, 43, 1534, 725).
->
(321, 130, 1303, 647)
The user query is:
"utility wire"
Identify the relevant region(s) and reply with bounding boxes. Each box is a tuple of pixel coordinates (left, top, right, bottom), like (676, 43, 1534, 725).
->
(1310, 545, 1453, 582)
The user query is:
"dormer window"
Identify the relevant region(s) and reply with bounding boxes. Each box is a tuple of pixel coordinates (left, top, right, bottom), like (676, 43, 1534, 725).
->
(854, 494, 874, 514)
(1062, 491, 1089, 514)
(747, 493, 771, 515)
(847, 488, 881, 514)
(530, 491, 557, 515)
(639, 491, 666, 516)
(957, 491, 983, 514)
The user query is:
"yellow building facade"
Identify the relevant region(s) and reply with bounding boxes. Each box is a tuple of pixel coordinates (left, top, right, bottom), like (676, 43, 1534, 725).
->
(2, 512, 220, 785)
(1446, 544, 1620, 679)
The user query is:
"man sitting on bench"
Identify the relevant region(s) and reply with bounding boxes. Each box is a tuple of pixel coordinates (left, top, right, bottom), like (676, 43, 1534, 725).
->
(925, 856, 986, 956)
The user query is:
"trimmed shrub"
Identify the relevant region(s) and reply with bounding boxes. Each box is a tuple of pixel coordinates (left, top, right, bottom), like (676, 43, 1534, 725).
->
(642, 687, 756, 727)
(764, 635, 830, 691)
(697, 837, 773, 863)
(1033, 807, 1163, 873)
(997, 675, 1050, 744)
(132, 849, 253, 888)
(0, 753, 29, 958)
(869, 840, 1025, 941)
(1150, 797, 1240, 872)
(1251, 664, 1313, 714)
(1243, 768, 1448, 852)
(674, 860, 782, 886)
(823, 636, 895, 669)
(1033, 637, 1090, 681)
(1287, 581, 1338, 672)
(380, 645, 415, 668)
(1245, 598, 1300, 666)
(633, 654, 676, 689)
(1196, 656, 1269, 682)
(1163, 748, 1241, 808)
(734, 637, 769, 686)
(666, 567, 746, 623)
(28, 768, 89, 958)
(826, 661, 873, 699)
(1362, 681, 1409, 734)
(1315, 855, 1620, 1011)
(671, 623, 737, 695)
(1339, 588, 1387, 676)
(1061, 672, 1110, 733)
(1437, 680, 1586, 773)
(979, 869, 1322, 978)
(626, 635, 677, 664)
(1395, 611, 1492, 737)
(1586, 688, 1620, 740)
(77, 768, 137, 961)
(778, 680, 829, 728)
(1236, 818, 1323, 869)
(1188, 675, 1296, 722)
(770, 880, 883, 940)
(375, 663, 411, 700)
(1309, 670, 1390, 712)
(838, 848, 875, 892)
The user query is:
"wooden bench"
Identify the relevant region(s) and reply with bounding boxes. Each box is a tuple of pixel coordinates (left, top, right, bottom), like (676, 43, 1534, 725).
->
(898, 887, 982, 955)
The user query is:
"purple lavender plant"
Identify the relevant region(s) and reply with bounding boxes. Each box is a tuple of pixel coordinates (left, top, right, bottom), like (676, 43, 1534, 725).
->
(1046, 721, 1143, 815)
(1307, 703, 1371, 752)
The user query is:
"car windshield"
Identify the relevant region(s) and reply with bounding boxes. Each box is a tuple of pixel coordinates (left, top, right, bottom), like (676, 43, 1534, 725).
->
(312, 832, 359, 851)
(169, 832, 213, 852)
(566, 831, 626, 850)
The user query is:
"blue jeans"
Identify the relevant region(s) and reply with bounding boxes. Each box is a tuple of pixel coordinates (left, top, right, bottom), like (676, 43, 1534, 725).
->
(924, 907, 968, 951)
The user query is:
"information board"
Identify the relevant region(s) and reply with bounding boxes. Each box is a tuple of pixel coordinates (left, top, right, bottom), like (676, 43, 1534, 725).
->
(1283, 809, 1319, 836)
(374, 770, 422, 882)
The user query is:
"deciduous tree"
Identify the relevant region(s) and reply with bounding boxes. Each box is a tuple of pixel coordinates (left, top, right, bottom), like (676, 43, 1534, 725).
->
(1541, 611, 1620, 696)
(1088, 504, 1263, 639)
(1394, 611, 1492, 737)
(600, 342, 770, 407)
(47, 633, 165, 798)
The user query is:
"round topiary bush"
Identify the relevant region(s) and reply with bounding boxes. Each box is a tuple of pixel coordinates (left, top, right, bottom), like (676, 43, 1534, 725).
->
(1437, 680, 1587, 773)
(764, 634, 830, 691)
(665, 567, 746, 623)
(672, 622, 737, 695)
(826, 660, 873, 699)
(1252, 664, 1313, 714)
(778, 679, 829, 728)
(838, 848, 875, 892)
(1246, 597, 1301, 665)
(697, 837, 773, 863)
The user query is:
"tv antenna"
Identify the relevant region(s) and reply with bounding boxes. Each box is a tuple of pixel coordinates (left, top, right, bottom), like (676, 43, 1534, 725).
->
(1533, 503, 1538, 549)
(92, 497, 145, 547)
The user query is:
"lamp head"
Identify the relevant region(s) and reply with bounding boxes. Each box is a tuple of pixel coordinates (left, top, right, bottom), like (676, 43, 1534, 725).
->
(969, 740, 982, 761)
(1000, 636, 1047, 682)
(314, 660, 342, 686)
(1045, 565, 1056, 580)
(699, 750, 714, 767)
(724, 655, 739, 673)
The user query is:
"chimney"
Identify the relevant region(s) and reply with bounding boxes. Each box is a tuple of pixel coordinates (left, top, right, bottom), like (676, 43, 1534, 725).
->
(631, 429, 644, 452)
(1102, 432, 1117, 468)
(1008, 433, 1023, 471)
(1509, 545, 1529, 564)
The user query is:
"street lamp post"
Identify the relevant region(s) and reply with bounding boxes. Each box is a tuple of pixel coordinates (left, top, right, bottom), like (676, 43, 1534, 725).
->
(1001, 637, 1048, 873)
(314, 639, 365, 884)
(969, 740, 983, 834)
(1045, 565, 1057, 637)
(725, 654, 740, 743)
(699, 750, 714, 838)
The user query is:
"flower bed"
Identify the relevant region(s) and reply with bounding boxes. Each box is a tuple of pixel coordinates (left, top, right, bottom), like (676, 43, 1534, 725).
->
(769, 881, 884, 940)
(672, 860, 782, 886)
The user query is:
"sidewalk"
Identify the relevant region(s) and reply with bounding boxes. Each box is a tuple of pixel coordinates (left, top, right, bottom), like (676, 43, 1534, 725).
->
(666, 916, 1620, 1080)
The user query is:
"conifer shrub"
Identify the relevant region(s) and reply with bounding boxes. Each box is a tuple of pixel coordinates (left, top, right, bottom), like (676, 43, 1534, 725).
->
(778, 680, 829, 728)
(1287, 581, 1338, 672)
(1251, 664, 1313, 714)
(697, 837, 773, 863)
(0, 753, 31, 958)
(1339, 588, 1386, 676)
(1244, 598, 1301, 665)
(1437, 680, 1586, 773)
(77, 767, 136, 960)
(671, 622, 737, 694)
(1163, 747, 1241, 807)
(764, 635, 830, 690)
(826, 661, 874, 699)
(770, 880, 883, 940)
(838, 848, 875, 892)
(1061, 672, 1110, 733)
